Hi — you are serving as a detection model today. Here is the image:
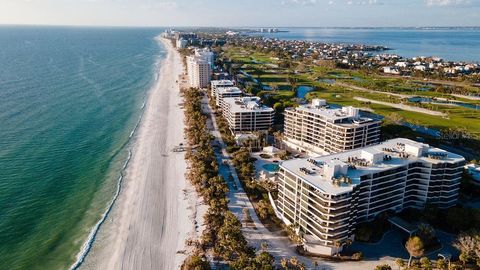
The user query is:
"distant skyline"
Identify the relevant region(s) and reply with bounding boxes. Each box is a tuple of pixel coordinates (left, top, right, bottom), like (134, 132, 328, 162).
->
(1, 0, 479, 27)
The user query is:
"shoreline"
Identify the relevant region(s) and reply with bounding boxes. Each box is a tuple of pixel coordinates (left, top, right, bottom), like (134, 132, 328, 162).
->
(78, 37, 195, 270)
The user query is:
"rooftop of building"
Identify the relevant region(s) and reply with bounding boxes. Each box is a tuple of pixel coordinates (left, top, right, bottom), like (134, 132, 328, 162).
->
(223, 96, 275, 113)
(217, 86, 243, 95)
(187, 55, 209, 63)
(280, 138, 465, 196)
(286, 99, 379, 126)
(211, 80, 234, 87)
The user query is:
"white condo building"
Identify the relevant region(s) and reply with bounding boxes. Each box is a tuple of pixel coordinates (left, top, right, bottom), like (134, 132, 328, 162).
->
(187, 55, 211, 88)
(284, 99, 381, 155)
(176, 38, 188, 49)
(195, 48, 215, 68)
(211, 80, 235, 97)
(215, 86, 243, 106)
(221, 96, 275, 134)
(273, 138, 465, 255)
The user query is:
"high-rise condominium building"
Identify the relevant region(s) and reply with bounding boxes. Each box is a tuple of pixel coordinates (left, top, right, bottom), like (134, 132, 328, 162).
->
(210, 80, 235, 97)
(221, 96, 275, 134)
(284, 99, 381, 155)
(215, 86, 243, 106)
(195, 48, 215, 68)
(187, 55, 211, 88)
(273, 138, 464, 255)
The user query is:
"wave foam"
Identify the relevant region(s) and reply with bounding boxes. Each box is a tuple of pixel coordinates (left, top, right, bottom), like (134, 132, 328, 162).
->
(69, 35, 166, 270)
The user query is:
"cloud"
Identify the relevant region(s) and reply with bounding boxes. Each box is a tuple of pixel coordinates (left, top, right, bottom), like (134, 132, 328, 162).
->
(425, 0, 472, 6)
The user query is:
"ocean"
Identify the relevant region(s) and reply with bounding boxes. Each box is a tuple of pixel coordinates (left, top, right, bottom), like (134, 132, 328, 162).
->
(0, 26, 165, 270)
(252, 27, 480, 62)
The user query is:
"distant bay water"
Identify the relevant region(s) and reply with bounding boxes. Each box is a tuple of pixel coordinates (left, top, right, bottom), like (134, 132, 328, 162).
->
(252, 27, 480, 62)
(0, 26, 165, 269)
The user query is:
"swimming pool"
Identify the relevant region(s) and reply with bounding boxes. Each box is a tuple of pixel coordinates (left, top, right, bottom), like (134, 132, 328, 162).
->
(263, 163, 280, 172)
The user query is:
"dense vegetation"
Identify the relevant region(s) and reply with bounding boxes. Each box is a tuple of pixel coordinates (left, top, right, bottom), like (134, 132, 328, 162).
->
(354, 213, 391, 243)
(181, 87, 276, 269)
(453, 230, 480, 268)
(210, 95, 301, 239)
(399, 206, 480, 234)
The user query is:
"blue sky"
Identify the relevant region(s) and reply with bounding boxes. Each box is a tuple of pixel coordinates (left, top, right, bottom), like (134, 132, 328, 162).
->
(0, 0, 479, 27)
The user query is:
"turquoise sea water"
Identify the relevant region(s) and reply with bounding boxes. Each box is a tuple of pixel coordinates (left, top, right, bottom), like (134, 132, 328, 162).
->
(0, 26, 164, 270)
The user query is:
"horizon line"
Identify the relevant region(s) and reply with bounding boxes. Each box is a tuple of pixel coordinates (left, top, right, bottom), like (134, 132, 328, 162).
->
(1, 23, 480, 29)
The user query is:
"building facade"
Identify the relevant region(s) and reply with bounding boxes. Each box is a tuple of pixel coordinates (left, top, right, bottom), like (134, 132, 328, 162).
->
(273, 138, 464, 255)
(187, 55, 211, 88)
(195, 48, 215, 68)
(176, 38, 188, 49)
(284, 99, 381, 155)
(221, 96, 275, 134)
(215, 86, 243, 106)
(211, 80, 234, 97)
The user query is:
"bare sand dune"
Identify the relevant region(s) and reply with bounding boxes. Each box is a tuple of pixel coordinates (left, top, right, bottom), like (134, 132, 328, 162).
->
(79, 38, 192, 270)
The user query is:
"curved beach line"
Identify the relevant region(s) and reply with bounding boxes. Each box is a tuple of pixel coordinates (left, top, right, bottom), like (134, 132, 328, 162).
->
(68, 36, 166, 270)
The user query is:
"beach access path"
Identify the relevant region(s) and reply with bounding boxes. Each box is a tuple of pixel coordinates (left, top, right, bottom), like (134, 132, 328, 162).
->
(201, 94, 395, 270)
(79, 38, 196, 270)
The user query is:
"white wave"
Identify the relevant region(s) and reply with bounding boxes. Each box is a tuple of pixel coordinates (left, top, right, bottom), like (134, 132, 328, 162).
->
(69, 149, 131, 270)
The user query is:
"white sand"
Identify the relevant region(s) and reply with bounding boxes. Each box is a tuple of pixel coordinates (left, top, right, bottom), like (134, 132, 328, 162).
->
(79, 38, 195, 270)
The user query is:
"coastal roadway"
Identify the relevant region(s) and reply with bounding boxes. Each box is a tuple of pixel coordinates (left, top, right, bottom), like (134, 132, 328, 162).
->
(201, 94, 397, 270)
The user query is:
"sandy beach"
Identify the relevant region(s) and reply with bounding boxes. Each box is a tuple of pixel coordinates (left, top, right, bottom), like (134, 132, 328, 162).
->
(79, 37, 194, 270)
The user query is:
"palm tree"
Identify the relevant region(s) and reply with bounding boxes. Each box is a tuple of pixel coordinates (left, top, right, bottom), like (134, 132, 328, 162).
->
(420, 257, 432, 269)
(394, 258, 405, 270)
(405, 236, 425, 268)
(280, 258, 288, 269)
(273, 131, 283, 149)
(436, 258, 448, 270)
(374, 264, 392, 270)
